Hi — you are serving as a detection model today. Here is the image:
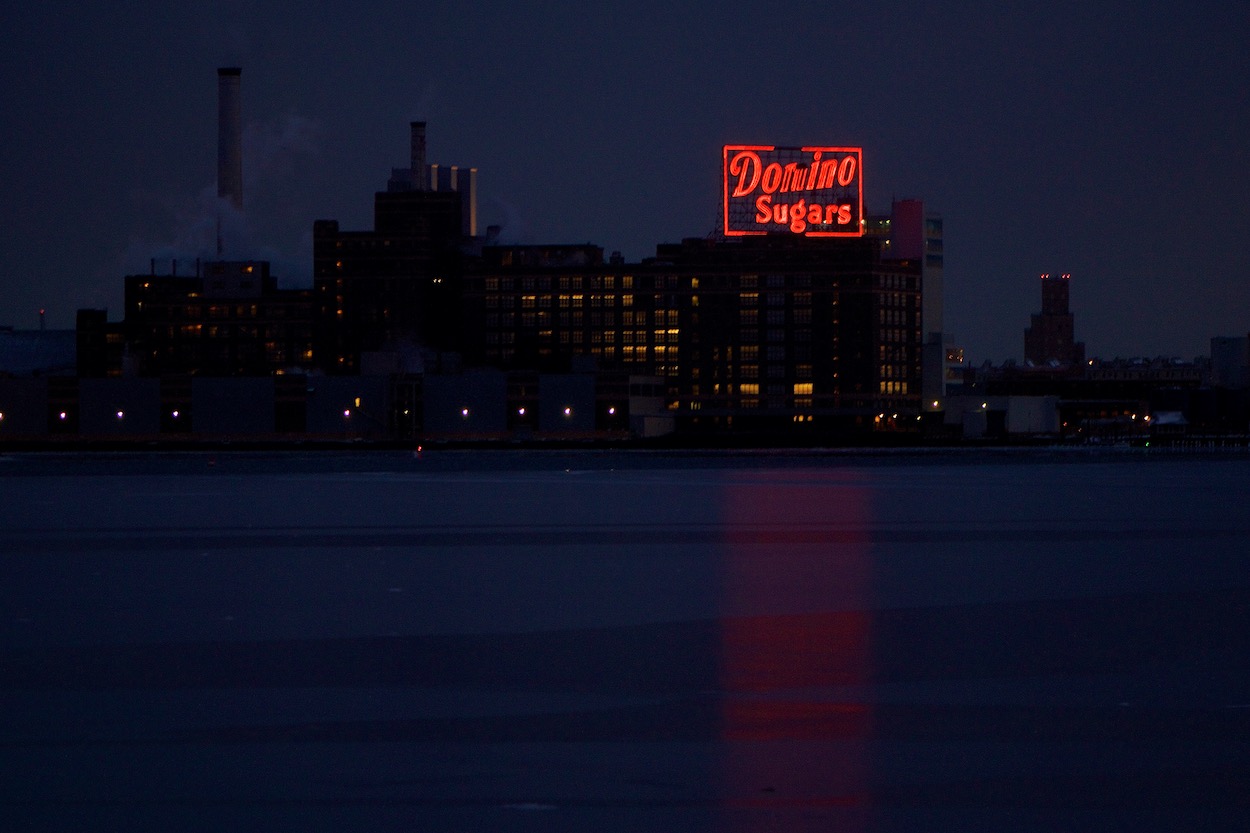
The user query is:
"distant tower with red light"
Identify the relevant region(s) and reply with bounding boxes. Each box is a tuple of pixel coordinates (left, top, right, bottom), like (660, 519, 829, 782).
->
(1024, 272, 1085, 367)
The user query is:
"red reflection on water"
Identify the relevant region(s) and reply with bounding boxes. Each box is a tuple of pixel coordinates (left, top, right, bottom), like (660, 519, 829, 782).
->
(716, 470, 875, 829)
(719, 610, 875, 697)
(722, 695, 872, 742)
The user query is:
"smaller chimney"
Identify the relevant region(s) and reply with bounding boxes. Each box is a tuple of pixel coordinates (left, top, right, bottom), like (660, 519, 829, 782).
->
(410, 122, 427, 190)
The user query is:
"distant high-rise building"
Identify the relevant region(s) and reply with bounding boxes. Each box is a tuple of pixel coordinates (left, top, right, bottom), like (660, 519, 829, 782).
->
(866, 199, 946, 407)
(1024, 272, 1085, 367)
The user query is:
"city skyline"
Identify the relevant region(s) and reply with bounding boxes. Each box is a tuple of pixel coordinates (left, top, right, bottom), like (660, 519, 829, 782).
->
(2, 1, 1247, 363)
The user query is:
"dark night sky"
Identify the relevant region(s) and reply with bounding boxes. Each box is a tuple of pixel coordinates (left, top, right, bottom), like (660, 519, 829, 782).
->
(2, 1, 1247, 362)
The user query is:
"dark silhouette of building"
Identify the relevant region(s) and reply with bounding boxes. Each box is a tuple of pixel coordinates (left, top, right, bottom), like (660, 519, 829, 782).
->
(78, 260, 315, 379)
(459, 234, 922, 435)
(118, 260, 315, 377)
(299, 124, 927, 436)
(1024, 272, 1085, 367)
(866, 199, 947, 410)
(313, 122, 477, 374)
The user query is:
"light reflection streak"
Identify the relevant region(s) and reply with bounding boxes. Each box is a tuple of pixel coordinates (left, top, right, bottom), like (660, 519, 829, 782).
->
(717, 470, 875, 830)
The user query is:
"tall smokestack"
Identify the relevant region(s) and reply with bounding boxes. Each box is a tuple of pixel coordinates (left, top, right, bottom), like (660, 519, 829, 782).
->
(217, 68, 243, 210)
(410, 121, 427, 190)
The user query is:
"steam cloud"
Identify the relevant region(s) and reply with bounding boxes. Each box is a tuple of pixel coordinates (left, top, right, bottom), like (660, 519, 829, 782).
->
(126, 114, 321, 281)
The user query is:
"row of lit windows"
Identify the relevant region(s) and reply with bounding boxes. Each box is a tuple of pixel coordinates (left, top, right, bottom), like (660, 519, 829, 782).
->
(734, 383, 815, 396)
(880, 291, 919, 308)
(735, 291, 814, 307)
(483, 273, 849, 294)
(738, 329, 809, 343)
(486, 276, 637, 292)
(487, 312, 684, 330)
(172, 324, 312, 339)
(476, 344, 680, 377)
(879, 381, 910, 394)
(479, 285, 887, 314)
(880, 309, 911, 326)
(567, 329, 679, 346)
(495, 293, 658, 312)
(151, 344, 315, 362)
(879, 345, 913, 362)
(880, 274, 914, 290)
(737, 274, 816, 290)
(145, 304, 305, 320)
(739, 309, 814, 325)
(482, 352, 830, 383)
(726, 346, 798, 363)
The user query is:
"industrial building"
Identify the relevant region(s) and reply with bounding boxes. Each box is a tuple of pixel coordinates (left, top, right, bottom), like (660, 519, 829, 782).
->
(313, 122, 478, 374)
(37, 68, 947, 444)
(311, 134, 929, 439)
(458, 233, 923, 436)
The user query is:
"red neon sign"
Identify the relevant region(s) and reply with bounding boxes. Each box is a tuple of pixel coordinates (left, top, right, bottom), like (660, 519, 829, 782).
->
(722, 145, 863, 238)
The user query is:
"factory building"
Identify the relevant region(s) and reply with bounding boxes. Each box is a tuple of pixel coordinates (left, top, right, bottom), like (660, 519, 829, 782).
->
(316, 139, 925, 438)
(56, 70, 936, 444)
(313, 122, 477, 374)
(108, 260, 316, 377)
(460, 233, 922, 436)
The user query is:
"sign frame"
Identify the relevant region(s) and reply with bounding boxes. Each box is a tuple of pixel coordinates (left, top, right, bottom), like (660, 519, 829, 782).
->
(722, 145, 864, 238)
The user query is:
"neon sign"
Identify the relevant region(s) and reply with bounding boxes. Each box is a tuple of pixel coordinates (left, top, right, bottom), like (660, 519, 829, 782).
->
(723, 145, 863, 237)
